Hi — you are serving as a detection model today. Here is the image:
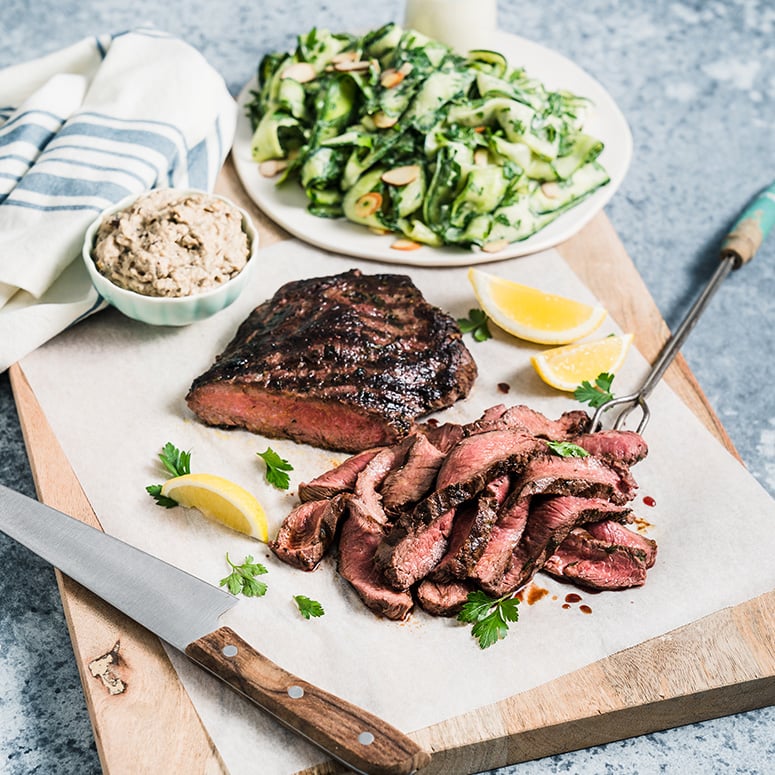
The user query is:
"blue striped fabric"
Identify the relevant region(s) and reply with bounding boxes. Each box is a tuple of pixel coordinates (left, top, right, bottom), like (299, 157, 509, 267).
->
(0, 28, 237, 371)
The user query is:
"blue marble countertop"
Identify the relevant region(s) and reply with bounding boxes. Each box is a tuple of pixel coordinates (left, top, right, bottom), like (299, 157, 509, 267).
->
(1, 1, 773, 773)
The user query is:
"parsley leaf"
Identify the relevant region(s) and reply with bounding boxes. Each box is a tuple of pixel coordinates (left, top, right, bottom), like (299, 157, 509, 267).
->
(257, 447, 294, 490)
(457, 308, 492, 342)
(294, 595, 325, 619)
(220, 553, 268, 597)
(574, 372, 615, 408)
(546, 441, 590, 458)
(457, 590, 520, 649)
(145, 483, 178, 508)
(147, 442, 192, 507)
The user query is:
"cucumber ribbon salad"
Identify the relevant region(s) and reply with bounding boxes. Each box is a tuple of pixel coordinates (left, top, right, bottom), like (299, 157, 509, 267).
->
(246, 23, 610, 251)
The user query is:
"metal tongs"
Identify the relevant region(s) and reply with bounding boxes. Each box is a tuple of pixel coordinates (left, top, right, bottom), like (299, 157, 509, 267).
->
(590, 182, 775, 434)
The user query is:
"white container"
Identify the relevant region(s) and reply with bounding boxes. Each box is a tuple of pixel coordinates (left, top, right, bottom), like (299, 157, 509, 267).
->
(404, 0, 498, 54)
(82, 189, 259, 327)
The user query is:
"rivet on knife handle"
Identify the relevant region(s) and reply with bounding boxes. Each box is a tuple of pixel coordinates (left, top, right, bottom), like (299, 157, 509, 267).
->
(720, 181, 775, 268)
(185, 626, 431, 775)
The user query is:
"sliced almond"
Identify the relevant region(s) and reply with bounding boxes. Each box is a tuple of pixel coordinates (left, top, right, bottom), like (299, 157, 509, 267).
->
(391, 238, 422, 251)
(482, 239, 510, 254)
(380, 68, 405, 89)
(258, 159, 289, 177)
(369, 226, 392, 236)
(354, 192, 383, 218)
(398, 62, 414, 76)
(334, 59, 372, 73)
(373, 112, 398, 129)
(381, 165, 421, 187)
(281, 62, 317, 83)
(331, 51, 360, 64)
(473, 148, 490, 167)
(540, 181, 562, 199)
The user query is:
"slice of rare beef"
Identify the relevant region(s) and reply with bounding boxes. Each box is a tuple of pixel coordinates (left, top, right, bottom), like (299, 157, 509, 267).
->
(416, 578, 474, 617)
(572, 430, 648, 466)
(270, 494, 347, 571)
(380, 433, 447, 512)
(298, 447, 383, 502)
(543, 526, 649, 590)
(186, 270, 477, 452)
(488, 496, 633, 595)
(585, 519, 657, 567)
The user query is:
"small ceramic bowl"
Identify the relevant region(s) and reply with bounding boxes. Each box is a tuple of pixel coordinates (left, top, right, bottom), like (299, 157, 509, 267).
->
(82, 189, 259, 326)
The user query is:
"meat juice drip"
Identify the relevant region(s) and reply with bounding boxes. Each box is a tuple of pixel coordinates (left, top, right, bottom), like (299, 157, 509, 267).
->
(526, 584, 549, 605)
(643, 495, 656, 507)
(561, 592, 592, 614)
(497, 382, 511, 394)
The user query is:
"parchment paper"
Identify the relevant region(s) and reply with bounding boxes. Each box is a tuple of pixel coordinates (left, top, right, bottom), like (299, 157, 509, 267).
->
(19, 240, 775, 774)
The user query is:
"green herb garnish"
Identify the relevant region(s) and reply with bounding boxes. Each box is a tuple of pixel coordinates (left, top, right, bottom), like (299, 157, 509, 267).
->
(574, 372, 615, 408)
(146, 442, 191, 507)
(546, 440, 590, 458)
(220, 553, 268, 597)
(457, 308, 492, 342)
(257, 447, 294, 490)
(294, 595, 325, 619)
(457, 590, 520, 649)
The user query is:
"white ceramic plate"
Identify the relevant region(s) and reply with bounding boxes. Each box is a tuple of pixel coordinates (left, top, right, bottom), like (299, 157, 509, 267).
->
(232, 30, 632, 267)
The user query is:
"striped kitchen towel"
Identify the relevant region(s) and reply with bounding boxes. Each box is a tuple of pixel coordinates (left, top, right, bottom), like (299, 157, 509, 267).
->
(0, 28, 237, 372)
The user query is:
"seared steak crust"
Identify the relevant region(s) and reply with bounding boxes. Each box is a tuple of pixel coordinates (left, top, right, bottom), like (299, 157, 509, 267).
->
(186, 270, 477, 452)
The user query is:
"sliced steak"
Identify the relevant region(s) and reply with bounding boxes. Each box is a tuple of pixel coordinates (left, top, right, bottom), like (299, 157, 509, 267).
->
(489, 496, 634, 595)
(416, 578, 473, 617)
(468, 497, 531, 591)
(431, 475, 511, 580)
(337, 507, 414, 620)
(543, 527, 649, 590)
(381, 434, 447, 512)
(374, 507, 458, 590)
(298, 447, 384, 502)
(516, 453, 638, 506)
(572, 430, 648, 466)
(270, 494, 348, 571)
(585, 519, 657, 567)
(186, 269, 477, 452)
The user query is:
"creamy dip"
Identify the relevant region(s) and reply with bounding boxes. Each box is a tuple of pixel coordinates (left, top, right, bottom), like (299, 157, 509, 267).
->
(92, 189, 250, 298)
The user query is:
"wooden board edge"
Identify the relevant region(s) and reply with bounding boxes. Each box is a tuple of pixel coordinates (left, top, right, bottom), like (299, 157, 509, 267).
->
(8, 363, 228, 775)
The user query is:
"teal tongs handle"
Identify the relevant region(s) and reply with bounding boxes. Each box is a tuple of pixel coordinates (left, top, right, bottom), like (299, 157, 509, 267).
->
(720, 180, 775, 268)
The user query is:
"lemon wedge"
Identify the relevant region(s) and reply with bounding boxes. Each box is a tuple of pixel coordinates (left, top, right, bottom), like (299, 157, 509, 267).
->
(468, 267, 607, 344)
(160, 473, 269, 542)
(531, 333, 634, 392)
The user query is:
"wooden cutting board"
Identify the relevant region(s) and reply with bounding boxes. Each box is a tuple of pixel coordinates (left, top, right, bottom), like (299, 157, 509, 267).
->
(10, 158, 775, 775)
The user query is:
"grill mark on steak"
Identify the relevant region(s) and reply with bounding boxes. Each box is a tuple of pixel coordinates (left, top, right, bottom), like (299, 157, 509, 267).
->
(186, 270, 477, 452)
(269, 494, 347, 571)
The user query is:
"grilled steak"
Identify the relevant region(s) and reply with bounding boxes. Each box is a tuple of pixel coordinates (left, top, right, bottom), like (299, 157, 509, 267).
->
(186, 269, 477, 452)
(298, 447, 383, 502)
(416, 578, 473, 616)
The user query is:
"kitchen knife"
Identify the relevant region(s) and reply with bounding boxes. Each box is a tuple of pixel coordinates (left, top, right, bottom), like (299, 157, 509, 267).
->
(0, 484, 431, 775)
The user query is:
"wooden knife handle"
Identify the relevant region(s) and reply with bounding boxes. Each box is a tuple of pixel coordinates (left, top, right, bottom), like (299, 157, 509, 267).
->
(185, 626, 431, 775)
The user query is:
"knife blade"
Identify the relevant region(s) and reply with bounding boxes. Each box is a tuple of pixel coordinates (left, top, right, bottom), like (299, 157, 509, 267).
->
(0, 484, 430, 775)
